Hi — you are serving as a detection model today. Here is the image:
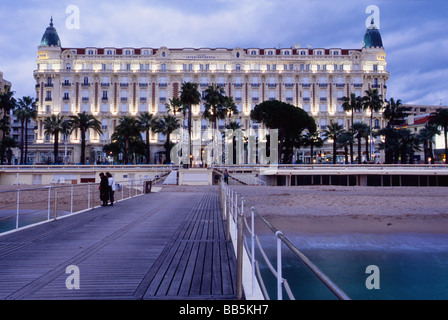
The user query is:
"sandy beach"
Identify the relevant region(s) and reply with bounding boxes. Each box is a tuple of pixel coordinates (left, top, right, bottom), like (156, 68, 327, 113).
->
(229, 185, 448, 235)
(161, 185, 448, 235)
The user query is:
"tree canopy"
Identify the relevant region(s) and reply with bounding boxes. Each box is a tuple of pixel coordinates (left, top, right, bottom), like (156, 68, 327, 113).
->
(251, 100, 316, 163)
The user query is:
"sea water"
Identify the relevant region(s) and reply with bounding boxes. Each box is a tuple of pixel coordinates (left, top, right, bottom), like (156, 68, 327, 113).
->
(258, 233, 448, 300)
(0, 209, 70, 234)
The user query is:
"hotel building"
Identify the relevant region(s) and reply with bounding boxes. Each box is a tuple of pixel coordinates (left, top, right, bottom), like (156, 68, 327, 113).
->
(34, 18, 388, 164)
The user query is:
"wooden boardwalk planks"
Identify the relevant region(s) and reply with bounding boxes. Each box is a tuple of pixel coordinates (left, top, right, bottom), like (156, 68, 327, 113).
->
(0, 187, 237, 300)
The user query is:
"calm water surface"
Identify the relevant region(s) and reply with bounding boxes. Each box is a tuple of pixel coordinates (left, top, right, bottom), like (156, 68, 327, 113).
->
(258, 233, 448, 300)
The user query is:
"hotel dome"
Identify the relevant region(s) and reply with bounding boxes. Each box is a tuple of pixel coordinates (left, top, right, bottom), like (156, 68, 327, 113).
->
(40, 18, 61, 47)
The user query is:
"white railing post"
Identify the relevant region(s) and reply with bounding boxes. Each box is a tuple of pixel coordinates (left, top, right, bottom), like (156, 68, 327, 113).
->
(251, 207, 256, 296)
(88, 183, 91, 209)
(236, 203, 244, 300)
(47, 186, 51, 221)
(16, 190, 20, 229)
(70, 185, 74, 214)
(276, 231, 283, 300)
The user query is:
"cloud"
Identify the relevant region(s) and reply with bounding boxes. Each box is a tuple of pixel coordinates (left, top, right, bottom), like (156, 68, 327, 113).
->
(0, 0, 447, 107)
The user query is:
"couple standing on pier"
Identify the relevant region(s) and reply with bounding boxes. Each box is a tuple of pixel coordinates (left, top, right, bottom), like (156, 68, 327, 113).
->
(99, 172, 117, 207)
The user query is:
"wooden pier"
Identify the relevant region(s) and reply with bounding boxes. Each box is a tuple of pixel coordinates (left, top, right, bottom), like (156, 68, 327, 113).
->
(0, 187, 237, 300)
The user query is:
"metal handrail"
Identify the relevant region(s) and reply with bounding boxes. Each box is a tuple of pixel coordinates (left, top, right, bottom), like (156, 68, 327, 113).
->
(0, 178, 153, 235)
(219, 180, 351, 300)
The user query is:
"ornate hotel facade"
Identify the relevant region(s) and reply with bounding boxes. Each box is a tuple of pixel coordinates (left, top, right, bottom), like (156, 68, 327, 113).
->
(34, 18, 389, 164)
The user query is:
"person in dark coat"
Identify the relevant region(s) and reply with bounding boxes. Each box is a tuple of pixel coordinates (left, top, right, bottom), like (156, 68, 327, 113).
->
(99, 173, 109, 206)
(106, 172, 116, 206)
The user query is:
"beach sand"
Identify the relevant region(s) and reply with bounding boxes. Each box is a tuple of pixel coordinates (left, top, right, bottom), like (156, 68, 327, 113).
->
(228, 185, 448, 235)
(161, 185, 448, 235)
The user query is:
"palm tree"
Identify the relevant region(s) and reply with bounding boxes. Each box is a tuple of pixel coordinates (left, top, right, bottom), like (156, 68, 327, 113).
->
(138, 112, 158, 164)
(155, 115, 180, 164)
(203, 84, 227, 128)
(323, 122, 344, 164)
(61, 119, 72, 164)
(429, 108, 448, 161)
(203, 84, 227, 164)
(353, 122, 370, 164)
(15, 96, 37, 164)
(165, 97, 183, 116)
(337, 131, 353, 164)
(341, 93, 362, 163)
(362, 89, 384, 160)
(13, 103, 28, 164)
(303, 130, 324, 164)
(0, 87, 16, 138)
(69, 112, 102, 165)
(383, 98, 405, 129)
(397, 128, 419, 164)
(43, 114, 65, 164)
(223, 96, 239, 124)
(113, 116, 141, 164)
(180, 82, 201, 166)
(224, 121, 242, 165)
(0, 136, 16, 165)
(417, 123, 440, 164)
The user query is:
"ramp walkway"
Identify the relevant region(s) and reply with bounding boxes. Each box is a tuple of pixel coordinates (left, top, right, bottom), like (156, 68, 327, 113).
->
(0, 187, 237, 300)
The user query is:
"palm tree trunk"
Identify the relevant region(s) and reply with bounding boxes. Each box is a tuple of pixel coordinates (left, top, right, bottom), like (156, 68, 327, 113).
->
(350, 112, 354, 164)
(333, 141, 337, 164)
(24, 120, 29, 165)
(54, 132, 59, 164)
(357, 136, 362, 164)
(188, 105, 192, 167)
(444, 126, 448, 162)
(146, 130, 150, 164)
(365, 136, 369, 163)
(125, 137, 130, 164)
(20, 120, 25, 165)
(166, 134, 171, 164)
(81, 130, 86, 165)
(310, 145, 314, 164)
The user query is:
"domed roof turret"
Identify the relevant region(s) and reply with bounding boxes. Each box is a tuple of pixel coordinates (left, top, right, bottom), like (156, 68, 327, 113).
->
(40, 18, 61, 47)
(363, 19, 383, 49)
